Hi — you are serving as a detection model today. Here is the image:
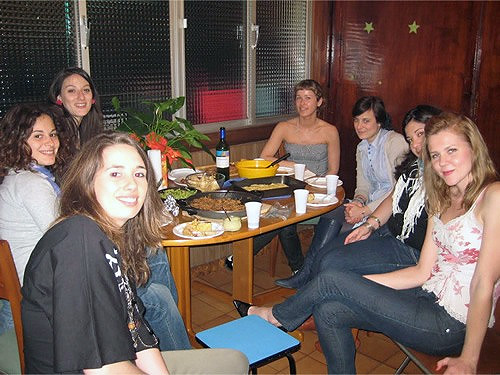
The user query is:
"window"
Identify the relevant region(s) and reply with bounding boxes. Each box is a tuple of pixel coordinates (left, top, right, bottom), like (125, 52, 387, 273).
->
(0, 0, 310, 130)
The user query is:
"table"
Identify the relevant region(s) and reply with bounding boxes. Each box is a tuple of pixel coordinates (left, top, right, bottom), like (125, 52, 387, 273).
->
(161, 186, 345, 336)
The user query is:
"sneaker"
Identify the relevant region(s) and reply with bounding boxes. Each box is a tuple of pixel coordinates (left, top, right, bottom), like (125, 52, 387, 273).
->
(224, 255, 233, 271)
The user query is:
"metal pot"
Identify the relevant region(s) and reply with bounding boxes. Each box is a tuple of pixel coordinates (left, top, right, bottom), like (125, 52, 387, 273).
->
(177, 190, 262, 219)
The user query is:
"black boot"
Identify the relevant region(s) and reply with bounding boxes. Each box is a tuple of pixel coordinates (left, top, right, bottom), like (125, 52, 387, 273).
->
(275, 209, 343, 289)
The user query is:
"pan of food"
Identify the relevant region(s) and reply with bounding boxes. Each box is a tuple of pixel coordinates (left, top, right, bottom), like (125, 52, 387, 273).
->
(177, 190, 262, 219)
(230, 175, 307, 198)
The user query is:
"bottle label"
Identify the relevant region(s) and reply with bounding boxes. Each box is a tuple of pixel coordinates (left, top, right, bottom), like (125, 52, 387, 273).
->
(216, 150, 230, 168)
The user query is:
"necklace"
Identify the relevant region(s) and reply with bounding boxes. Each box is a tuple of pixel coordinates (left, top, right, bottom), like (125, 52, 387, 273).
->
(123, 273, 159, 349)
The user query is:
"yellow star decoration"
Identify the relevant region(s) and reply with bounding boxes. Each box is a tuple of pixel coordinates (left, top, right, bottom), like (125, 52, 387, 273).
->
(364, 22, 374, 34)
(408, 21, 420, 34)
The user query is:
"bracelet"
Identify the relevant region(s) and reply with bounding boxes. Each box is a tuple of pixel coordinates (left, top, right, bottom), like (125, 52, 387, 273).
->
(364, 222, 376, 232)
(369, 215, 381, 229)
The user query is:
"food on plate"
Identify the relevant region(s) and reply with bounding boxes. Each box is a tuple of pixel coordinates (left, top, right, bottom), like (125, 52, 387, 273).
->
(242, 182, 288, 191)
(185, 173, 221, 192)
(159, 188, 197, 200)
(307, 193, 315, 203)
(182, 219, 216, 237)
(198, 163, 238, 177)
(190, 196, 244, 212)
(223, 216, 242, 231)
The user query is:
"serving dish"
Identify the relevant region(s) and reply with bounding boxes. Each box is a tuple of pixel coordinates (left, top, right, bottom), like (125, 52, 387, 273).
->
(184, 172, 225, 192)
(177, 190, 261, 219)
(235, 159, 279, 179)
(230, 175, 307, 199)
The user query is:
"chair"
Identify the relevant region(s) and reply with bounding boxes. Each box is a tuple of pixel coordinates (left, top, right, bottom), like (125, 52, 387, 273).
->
(196, 315, 300, 374)
(0, 240, 24, 374)
(392, 299, 500, 374)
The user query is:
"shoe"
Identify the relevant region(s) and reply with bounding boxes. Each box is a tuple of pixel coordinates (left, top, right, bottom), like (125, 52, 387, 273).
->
(275, 269, 307, 289)
(225, 255, 233, 271)
(233, 299, 252, 317)
(298, 316, 316, 331)
(233, 300, 289, 332)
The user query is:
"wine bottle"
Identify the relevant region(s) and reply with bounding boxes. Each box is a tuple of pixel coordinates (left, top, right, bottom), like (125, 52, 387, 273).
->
(216, 127, 230, 182)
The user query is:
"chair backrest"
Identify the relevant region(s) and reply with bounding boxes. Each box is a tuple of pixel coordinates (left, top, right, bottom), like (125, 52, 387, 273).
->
(0, 240, 24, 373)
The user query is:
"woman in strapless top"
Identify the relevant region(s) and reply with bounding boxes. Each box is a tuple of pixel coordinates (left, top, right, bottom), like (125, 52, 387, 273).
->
(260, 79, 340, 176)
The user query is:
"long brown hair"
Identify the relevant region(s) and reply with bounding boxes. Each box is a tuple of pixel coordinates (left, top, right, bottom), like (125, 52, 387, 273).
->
(59, 131, 165, 285)
(423, 112, 497, 215)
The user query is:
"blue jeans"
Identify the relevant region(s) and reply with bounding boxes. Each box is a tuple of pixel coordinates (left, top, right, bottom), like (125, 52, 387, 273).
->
(291, 221, 420, 288)
(137, 249, 191, 350)
(273, 270, 466, 373)
(0, 299, 14, 335)
(253, 224, 303, 271)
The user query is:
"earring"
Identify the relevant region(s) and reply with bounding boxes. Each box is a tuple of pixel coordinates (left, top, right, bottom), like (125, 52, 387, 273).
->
(56, 99, 63, 106)
(92, 99, 96, 104)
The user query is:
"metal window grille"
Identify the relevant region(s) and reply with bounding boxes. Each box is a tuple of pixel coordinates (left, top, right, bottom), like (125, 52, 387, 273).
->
(86, 0, 171, 128)
(0, 0, 78, 117)
(256, 0, 308, 118)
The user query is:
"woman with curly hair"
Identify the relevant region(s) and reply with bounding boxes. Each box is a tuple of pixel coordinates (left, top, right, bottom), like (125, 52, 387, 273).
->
(21, 132, 248, 374)
(0, 103, 73, 333)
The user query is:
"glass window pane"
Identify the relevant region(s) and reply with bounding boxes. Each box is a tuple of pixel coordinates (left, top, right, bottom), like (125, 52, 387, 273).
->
(184, 0, 247, 125)
(256, 0, 307, 117)
(0, 0, 78, 117)
(87, 0, 171, 128)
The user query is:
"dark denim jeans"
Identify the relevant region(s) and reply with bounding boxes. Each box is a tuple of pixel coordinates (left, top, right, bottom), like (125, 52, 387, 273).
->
(253, 224, 303, 272)
(273, 270, 466, 373)
(291, 217, 420, 289)
(137, 249, 191, 350)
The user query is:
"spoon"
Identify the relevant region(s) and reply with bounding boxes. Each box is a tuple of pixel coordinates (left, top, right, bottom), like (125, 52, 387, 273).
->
(266, 153, 291, 168)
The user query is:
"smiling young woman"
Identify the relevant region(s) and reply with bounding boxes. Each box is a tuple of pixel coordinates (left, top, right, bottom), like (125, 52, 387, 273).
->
(21, 132, 249, 374)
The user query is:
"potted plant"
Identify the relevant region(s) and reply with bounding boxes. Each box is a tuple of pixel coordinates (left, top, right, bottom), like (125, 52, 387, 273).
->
(112, 96, 214, 181)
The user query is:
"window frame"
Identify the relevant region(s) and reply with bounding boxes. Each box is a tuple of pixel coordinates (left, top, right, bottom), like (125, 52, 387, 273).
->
(74, 0, 312, 133)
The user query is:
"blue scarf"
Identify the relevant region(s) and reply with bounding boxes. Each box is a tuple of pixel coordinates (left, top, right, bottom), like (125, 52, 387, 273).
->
(31, 164, 61, 196)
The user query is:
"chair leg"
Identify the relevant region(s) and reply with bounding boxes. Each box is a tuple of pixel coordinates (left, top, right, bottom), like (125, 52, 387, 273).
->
(269, 237, 280, 277)
(395, 356, 411, 374)
(393, 341, 433, 374)
(286, 353, 297, 375)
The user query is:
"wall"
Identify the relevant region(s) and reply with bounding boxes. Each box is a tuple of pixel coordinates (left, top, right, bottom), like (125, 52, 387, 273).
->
(311, 1, 500, 196)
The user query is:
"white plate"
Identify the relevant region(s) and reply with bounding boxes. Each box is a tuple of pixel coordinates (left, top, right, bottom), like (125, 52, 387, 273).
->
(276, 166, 294, 176)
(303, 169, 316, 180)
(307, 194, 339, 207)
(305, 176, 343, 189)
(168, 168, 200, 186)
(173, 222, 224, 239)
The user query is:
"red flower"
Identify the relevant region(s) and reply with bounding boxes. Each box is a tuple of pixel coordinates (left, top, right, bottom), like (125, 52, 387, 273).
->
(145, 132, 168, 153)
(164, 146, 182, 165)
(129, 133, 142, 143)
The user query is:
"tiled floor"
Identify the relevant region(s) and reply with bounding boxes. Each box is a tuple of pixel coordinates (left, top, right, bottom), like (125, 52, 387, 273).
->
(190, 243, 425, 374)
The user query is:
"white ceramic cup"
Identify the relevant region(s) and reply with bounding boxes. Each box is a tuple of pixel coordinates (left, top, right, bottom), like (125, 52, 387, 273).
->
(294, 163, 306, 181)
(294, 189, 309, 214)
(326, 174, 339, 195)
(245, 201, 262, 229)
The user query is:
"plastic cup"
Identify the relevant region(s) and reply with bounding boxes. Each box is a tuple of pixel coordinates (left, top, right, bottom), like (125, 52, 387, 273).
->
(147, 149, 162, 184)
(326, 174, 339, 195)
(294, 189, 309, 214)
(294, 163, 306, 181)
(245, 201, 262, 229)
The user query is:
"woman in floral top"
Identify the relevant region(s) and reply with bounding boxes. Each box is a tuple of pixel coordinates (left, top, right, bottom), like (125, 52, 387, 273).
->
(237, 112, 499, 374)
